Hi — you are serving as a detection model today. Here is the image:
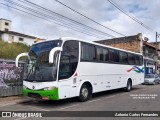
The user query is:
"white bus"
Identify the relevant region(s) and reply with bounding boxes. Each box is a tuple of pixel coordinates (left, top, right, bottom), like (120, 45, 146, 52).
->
(16, 37, 144, 102)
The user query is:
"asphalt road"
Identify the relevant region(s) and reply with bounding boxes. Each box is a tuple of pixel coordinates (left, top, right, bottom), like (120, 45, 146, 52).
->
(0, 84, 160, 120)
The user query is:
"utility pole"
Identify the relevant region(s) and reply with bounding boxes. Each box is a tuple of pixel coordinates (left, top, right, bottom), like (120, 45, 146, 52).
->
(156, 32, 158, 54)
(155, 32, 158, 74)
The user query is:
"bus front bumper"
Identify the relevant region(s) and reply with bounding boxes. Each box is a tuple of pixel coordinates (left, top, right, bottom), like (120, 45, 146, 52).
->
(23, 88, 59, 100)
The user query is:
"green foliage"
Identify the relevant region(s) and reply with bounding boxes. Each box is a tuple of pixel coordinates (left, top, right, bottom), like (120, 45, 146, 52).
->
(0, 40, 30, 59)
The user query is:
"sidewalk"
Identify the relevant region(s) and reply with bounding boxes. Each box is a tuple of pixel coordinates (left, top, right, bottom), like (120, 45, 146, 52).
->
(0, 95, 29, 106)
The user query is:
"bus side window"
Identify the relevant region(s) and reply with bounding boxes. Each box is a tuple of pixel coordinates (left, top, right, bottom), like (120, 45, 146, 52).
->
(115, 50, 119, 62)
(119, 51, 128, 64)
(97, 47, 103, 61)
(89, 45, 96, 61)
(59, 55, 70, 79)
(109, 49, 115, 62)
(103, 49, 109, 62)
(81, 43, 89, 60)
(135, 55, 140, 65)
(139, 56, 143, 65)
(81, 43, 96, 61)
(128, 53, 135, 65)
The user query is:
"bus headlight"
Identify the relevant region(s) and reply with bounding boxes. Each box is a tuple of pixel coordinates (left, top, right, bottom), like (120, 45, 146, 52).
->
(43, 86, 56, 90)
(23, 85, 28, 89)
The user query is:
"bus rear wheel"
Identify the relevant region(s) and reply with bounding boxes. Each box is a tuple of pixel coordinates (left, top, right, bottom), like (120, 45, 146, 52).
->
(78, 84, 91, 102)
(125, 80, 132, 92)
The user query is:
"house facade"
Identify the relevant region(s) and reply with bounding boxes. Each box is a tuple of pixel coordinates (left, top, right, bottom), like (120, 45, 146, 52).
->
(0, 31, 36, 46)
(0, 18, 44, 46)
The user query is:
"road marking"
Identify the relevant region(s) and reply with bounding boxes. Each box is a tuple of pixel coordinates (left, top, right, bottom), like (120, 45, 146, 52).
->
(59, 104, 79, 110)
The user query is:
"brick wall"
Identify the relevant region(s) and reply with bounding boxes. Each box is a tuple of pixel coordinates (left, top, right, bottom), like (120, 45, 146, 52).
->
(95, 33, 142, 53)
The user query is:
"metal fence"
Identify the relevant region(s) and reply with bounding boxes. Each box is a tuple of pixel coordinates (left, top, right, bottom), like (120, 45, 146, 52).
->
(0, 59, 24, 97)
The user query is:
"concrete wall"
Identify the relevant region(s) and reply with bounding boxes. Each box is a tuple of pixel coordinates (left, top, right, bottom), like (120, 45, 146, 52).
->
(0, 59, 24, 96)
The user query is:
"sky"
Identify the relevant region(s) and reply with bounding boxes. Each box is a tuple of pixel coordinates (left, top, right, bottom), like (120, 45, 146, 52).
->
(0, 0, 160, 42)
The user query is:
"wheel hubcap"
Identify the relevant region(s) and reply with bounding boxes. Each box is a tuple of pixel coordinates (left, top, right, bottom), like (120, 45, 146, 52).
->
(82, 88, 88, 98)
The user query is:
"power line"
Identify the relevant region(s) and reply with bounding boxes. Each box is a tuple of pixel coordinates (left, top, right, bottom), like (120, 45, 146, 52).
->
(107, 0, 155, 32)
(0, 3, 106, 39)
(55, 0, 126, 37)
(2, 0, 115, 39)
(107, 0, 154, 32)
(17, 0, 115, 38)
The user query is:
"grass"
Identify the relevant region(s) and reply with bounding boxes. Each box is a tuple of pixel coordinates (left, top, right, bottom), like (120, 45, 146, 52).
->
(0, 40, 30, 59)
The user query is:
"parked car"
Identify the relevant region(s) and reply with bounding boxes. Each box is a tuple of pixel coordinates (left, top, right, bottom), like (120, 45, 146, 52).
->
(144, 74, 160, 85)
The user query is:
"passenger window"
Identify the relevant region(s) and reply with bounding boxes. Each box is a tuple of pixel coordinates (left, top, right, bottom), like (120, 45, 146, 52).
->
(115, 50, 119, 62)
(97, 47, 103, 61)
(139, 56, 143, 65)
(81, 43, 96, 61)
(109, 49, 115, 62)
(119, 51, 128, 64)
(109, 49, 119, 62)
(128, 53, 135, 65)
(103, 49, 109, 61)
(135, 56, 140, 65)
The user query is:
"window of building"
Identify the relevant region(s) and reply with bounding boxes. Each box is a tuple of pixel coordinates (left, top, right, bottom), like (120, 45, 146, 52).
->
(4, 28, 8, 31)
(5, 22, 9, 26)
(81, 43, 96, 61)
(19, 37, 24, 41)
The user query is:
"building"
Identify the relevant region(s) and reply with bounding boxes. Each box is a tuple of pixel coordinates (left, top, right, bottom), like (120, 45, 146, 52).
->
(95, 33, 159, 74)
(0, 18, 44, 46)
(95, 33, 143, 53)
(0, 18, 12, 31)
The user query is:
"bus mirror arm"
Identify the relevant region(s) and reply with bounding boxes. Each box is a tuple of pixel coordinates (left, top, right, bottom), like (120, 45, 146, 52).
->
(15, 53, 30, 67)
(49, 47, 62, 63)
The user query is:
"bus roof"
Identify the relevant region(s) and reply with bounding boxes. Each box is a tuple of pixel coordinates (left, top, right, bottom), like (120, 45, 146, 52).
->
(33, 37, 143, 56)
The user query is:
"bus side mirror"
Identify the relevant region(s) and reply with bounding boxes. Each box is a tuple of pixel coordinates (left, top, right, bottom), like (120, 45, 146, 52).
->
(15, 53, 30, 67)
(49, 47, 62, 63)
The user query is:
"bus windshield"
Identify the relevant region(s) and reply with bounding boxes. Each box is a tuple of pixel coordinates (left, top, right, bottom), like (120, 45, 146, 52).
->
(23, 40, 62, 82)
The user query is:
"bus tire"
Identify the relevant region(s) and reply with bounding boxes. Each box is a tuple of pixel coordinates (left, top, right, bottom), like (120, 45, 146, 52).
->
(78, 84, 91, 102)
(125, 80, 132, 92)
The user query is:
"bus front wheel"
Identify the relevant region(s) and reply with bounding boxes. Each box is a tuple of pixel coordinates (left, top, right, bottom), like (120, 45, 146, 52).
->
(78, 84, 91, 102)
